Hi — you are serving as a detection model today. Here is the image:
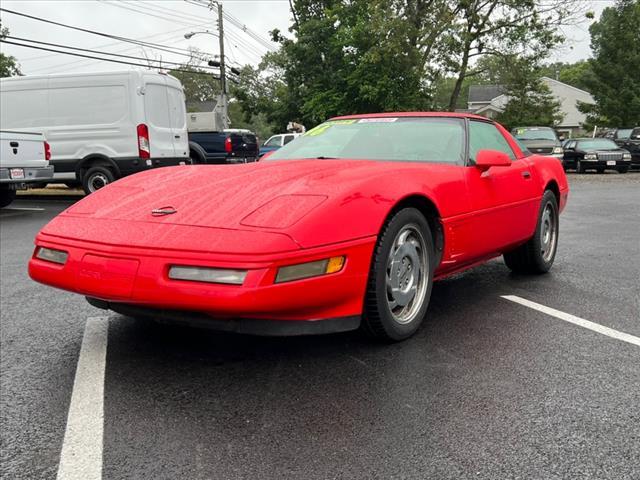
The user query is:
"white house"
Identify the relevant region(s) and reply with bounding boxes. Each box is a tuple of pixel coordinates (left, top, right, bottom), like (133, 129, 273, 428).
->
(466, 77, 595, 137)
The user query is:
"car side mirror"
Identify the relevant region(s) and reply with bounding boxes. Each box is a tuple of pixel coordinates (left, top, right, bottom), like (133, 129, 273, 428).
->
(475, 149, 512, 171)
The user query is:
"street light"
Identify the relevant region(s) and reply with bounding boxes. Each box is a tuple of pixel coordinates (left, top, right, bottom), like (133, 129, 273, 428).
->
(184, 31, 218, 39)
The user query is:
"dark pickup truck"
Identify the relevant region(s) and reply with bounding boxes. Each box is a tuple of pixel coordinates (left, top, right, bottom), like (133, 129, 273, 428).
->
(188, 130, 259, 165)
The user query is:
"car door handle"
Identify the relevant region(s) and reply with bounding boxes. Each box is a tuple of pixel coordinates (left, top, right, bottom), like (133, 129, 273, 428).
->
(174, 135, 181, 139)
(522, 170, 531, 179)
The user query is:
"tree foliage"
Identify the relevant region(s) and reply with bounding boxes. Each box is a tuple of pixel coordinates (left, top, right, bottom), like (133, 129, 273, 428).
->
(233, 0, 585, 132)
(579, 0, 640, 126)
(168, 65, 221, 106)
(496, 59, 564, 129)
(0, 23, 22, 78)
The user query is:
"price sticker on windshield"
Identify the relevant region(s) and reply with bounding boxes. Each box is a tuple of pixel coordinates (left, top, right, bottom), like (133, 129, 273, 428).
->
(358, 118, 398, 123)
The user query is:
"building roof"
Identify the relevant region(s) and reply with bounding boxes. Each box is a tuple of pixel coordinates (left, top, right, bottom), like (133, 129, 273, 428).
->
(468, 85, 505, 103)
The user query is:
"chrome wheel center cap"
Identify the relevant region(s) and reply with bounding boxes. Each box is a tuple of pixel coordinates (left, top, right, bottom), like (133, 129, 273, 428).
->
(389, 242, 420, 307)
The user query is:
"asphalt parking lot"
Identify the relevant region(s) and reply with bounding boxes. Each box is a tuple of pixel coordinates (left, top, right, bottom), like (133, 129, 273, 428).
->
(1, 173, 639, 480)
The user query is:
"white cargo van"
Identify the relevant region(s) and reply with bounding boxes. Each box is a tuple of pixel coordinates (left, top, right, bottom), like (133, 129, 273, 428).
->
(0, 70, 190, 194)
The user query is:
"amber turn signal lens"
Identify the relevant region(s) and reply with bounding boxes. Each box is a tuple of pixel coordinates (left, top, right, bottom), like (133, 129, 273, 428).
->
(326, 256, 345, 274)
(275, 256, 346, 283)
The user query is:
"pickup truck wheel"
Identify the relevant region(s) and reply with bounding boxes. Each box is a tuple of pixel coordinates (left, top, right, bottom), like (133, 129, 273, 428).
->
(0, 187, 17, 208)
(189, 151, 204, 164)
(362, 208, 434, 342)
(83, 166, 115, 194)
(503, 190, 558, 274)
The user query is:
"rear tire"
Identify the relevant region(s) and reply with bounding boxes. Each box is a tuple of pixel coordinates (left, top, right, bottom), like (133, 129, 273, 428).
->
(0, 187, 17, 208)
(82, 166, 115, 194)
(504, 190, 559, 274)
(362, 208, 435, 342)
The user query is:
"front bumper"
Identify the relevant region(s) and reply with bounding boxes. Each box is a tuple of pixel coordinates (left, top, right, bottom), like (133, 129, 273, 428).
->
(578, 159, 631, 168)
(87, 298, 361, 336)
(0, 165, 55, 185)
(29, 234, 375, 331)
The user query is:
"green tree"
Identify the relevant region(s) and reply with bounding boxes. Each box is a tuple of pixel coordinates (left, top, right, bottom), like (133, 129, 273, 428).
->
(579, 0, 640, 126)
(0, 23, 22, 77)
(538, 61, 595, 92)
(496, 60, 564, 129)
(439, 0, 582, 110)
(235, 0, 430, 129)
(168, 66, 221, 107)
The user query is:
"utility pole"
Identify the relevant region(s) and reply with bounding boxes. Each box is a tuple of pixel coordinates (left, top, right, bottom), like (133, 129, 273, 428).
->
(217, 2, 228, 129)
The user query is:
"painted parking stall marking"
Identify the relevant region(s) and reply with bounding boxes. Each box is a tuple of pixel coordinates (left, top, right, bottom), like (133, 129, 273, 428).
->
(57, 317, 108, 480)
(502, 295, 640, 347)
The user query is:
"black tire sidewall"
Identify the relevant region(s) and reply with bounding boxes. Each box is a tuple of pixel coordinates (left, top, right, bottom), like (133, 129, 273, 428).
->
(0, 188, 17, 208)
(83, 166, 115, 194)
(367, 208, 435, 341)
(532, 190, 559, 272)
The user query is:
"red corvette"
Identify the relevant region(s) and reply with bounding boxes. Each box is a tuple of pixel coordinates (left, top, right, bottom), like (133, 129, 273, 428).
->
(29, 113, 568, 341)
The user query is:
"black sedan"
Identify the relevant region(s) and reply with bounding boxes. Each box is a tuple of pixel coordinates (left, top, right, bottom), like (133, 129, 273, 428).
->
(613, 126, 640, 169)
(562, 138, 632, 173)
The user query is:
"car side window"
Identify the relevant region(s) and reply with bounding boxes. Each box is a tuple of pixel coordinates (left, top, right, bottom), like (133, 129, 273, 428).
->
(283, 135, 295, 145)
(468, 121, 516, 162)
(264, 136, 281, 147)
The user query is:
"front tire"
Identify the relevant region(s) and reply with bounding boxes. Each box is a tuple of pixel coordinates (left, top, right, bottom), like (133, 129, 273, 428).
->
(576, 160, 585, 173)
(618, 166, 629, 174)
(82, 166, 115, 194)
(362, 208, 435, 342)
(504, 190, 559, 274)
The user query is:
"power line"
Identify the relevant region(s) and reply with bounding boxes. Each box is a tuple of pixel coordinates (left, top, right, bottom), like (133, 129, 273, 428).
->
(99, 0, 204, 27)
(184, 0, 277, 52)
(222, 11, 276, 51)
(4, 35, 219, 71)
(0, 7, 211, 59)
(19, 23, 209, 63)
(116, 0, 210, 26)
(1, 39, 220, 77)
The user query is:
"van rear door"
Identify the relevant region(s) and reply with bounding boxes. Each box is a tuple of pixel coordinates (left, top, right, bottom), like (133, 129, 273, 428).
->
(143, 76, 175, 160)
(166, 85, 189, 159)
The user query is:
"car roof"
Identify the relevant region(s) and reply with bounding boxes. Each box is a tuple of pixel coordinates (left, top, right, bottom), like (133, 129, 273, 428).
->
(329, 112, 491, 121)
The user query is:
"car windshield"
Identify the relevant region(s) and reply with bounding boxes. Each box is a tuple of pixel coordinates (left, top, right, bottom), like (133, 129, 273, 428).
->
(616, 129, 632, 139)
(578, 139, 618, 150)
(266, 117, 465, 164)
(512, 128, 557, 141)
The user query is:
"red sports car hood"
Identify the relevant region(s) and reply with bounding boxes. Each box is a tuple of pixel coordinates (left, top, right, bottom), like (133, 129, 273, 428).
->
(41, 159, 461, 250)
(63, 160, 380, 226)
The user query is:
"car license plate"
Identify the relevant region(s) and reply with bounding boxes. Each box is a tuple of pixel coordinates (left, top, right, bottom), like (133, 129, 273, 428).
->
(10, 168, 24, 179)
(607, 160, 616, 166)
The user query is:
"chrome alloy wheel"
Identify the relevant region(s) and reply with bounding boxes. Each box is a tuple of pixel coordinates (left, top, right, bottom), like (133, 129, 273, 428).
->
(540, 202, 558, 263)
(385, 224, 429, 325)
(88, 173, 109, 192)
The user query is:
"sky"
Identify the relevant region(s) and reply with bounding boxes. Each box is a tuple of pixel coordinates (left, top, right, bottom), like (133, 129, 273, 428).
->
(0, 0, 614, 77)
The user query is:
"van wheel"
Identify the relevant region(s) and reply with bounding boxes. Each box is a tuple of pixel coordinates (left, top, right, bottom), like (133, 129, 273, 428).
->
(83, 166, 115, 194)
(0, 187, 17, 208)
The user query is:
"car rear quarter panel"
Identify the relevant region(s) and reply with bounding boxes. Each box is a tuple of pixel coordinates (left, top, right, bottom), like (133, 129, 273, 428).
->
(526, 155, 569, 212)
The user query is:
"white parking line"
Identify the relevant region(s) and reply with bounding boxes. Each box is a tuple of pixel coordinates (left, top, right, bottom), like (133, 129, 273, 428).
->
(502, 295, 640, 347)
(57, 317, 108, 480)
(6, 207, 45, 211)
